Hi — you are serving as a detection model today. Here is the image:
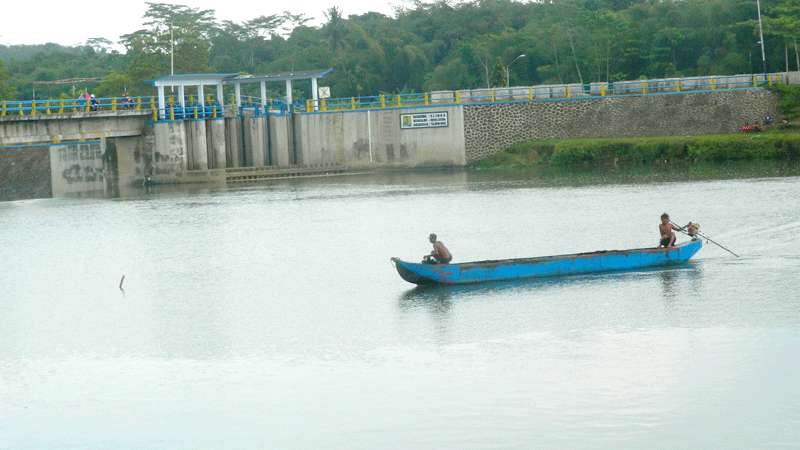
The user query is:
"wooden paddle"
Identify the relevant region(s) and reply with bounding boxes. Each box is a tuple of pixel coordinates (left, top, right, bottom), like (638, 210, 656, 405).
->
(671, 220, 740, 258)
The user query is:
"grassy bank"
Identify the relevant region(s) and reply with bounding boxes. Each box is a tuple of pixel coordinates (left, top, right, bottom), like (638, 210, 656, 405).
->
(471, 131, 800, 170)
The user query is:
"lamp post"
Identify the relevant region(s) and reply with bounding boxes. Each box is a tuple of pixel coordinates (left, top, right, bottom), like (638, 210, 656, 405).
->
(756, 0, 767, 75)
(505, 54, 526, 88)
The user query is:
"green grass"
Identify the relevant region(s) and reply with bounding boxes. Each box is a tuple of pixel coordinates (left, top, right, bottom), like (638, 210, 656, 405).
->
(768, 84, 800, 121)
(471, 132, 800, 170)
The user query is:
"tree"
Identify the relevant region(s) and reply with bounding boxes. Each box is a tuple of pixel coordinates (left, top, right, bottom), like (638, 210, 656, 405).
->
(0, 59, 15, 98)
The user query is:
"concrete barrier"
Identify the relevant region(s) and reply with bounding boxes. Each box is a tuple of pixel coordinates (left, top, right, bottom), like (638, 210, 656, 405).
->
(294, 105, 466, 167)
(186, 120, 209, 170)
(206, 119, 227, 169)
(269, 115, 292, 167)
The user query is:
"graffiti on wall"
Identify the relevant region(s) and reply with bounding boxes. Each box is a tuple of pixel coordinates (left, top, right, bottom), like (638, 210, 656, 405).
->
(54, 142, 104, 185)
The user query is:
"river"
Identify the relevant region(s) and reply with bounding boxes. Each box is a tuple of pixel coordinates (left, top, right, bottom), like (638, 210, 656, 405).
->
(1, 165, 799, 449)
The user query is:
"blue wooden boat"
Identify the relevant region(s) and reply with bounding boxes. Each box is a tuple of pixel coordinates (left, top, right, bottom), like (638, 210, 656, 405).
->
(391, 239, 702, 285)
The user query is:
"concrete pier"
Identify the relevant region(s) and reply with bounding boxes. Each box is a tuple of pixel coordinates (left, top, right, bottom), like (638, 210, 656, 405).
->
(186, 120, 209, 171)
(206, 119, 227, 169)
(269, 115, 293, 167)
(153, 121, 188, 181)
(242, 116, 268, 167)
(224, 117, 243, 168)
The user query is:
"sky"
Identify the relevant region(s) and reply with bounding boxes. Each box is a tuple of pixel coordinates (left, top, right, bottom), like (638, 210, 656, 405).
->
(0, 0, 401, 47)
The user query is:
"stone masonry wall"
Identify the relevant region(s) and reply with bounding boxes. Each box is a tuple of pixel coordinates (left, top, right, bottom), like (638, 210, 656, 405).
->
(464, 89, 779, 162)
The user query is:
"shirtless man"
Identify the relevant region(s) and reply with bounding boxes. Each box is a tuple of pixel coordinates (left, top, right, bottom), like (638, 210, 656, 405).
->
(659, 213, 681, 247)
(658, 213, 694, 247)
(423, 233, 452, 264)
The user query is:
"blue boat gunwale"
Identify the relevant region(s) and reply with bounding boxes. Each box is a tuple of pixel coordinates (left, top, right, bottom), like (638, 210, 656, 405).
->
(393, 239, 701, 270)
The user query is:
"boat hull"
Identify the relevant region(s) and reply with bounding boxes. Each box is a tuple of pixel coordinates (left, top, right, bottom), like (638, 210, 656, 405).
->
(392, 239, 702, 285)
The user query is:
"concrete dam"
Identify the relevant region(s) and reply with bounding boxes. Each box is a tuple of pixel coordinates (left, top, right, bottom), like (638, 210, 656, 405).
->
(0, 76, 783, 201)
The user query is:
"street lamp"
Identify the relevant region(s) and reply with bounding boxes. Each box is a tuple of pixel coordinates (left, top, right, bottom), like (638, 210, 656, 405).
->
(505, 54, 526, 88)
(756, 0, 767, 74)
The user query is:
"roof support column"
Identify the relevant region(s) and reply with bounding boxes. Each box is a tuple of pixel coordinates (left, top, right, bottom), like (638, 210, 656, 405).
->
(178, 85, 186, 119)
(157, 85, 166, 120)
(285, 79, 293, 109)
(234, 82, 241, 109)
(260, 81, 267, 109)
(198, 84, 205, 117)
(216, 83, 224, 106)
(311, 77, 319, 111)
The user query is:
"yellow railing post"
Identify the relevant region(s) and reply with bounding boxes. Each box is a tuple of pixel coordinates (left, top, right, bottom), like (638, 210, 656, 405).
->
(752, 75, 758, 87)
(395, 94, 402, 107)
(45, 101, 51, 114)
(1, 100, 5, 116)
(528, 88, 534, 101)
(351, 97, 357, 110)
(189, 95, 194, 106)
(641, 80, 647, 95)
(424, 93, 430, 106)
(491, 90, 496, 102)
(306, 99, 312, 111)
(676, 80, 681, 93)
(711, 78, 717, 90)
(112, 98, 117, 111)
(136, 97, 142, 111)
(193, 105, 198, 120)
(321, 98, 328, 112)
(31, 101, 37, 116)
(565, 86, 571, 98)
(600, 85, 606, 97)
(379, 94, 386, 108)
(19, 102, 24, 116)
(59, 99, 64, 114)
(768, 74, 774, 86)
(85, 98, 90, 113)
(455, 91, 461, 104)
(168, 96, 175, 121)
(212, 104, 217, 118)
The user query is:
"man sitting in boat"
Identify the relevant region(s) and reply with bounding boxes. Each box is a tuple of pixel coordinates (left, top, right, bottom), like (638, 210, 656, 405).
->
(659, 213, 679, 247)
(422, 233, 452, 264)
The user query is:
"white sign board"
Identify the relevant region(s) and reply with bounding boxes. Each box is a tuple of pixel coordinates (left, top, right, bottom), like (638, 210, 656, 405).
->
(400, 111, 449, 129)
(318, 86, 331, 99)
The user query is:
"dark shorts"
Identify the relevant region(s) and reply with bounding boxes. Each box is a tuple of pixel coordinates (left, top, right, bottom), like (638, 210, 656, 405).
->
(660, 237, 672, 247)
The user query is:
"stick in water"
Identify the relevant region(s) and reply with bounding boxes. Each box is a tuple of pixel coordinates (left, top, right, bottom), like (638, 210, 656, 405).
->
(672, 221, 740, 258)
(119, 274, 126, 291)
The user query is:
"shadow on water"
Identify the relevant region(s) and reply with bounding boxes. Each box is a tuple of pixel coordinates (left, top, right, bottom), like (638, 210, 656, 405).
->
(398, 262, 705, 312)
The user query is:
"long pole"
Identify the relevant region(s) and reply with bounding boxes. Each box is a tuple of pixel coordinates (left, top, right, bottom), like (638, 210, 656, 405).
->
(671, 221, 740, 258)
(170, 24, 174, 76)
(170, 23, 175, 94)
(756, 0, 767, 74)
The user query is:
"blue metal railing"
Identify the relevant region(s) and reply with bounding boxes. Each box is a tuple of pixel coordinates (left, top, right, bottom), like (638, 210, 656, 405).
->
(1, 72, 790, 119)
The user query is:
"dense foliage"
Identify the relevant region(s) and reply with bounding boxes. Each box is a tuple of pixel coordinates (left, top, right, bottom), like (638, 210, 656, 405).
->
(1, 0, 799, 100)
(472, 132, 800, 169)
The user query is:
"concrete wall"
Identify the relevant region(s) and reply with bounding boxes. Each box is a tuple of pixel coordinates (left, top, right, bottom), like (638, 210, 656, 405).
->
(224, 117, 243, 168)
(206, 119, 227, 169)
(185, 120, 209, 170)
(152, 121, 188, 181)
(463, 89, 780, 161)
(294, 105, 467, 168)
(242, 116, 268, 167)
(0, 144, 52, 201)
(0, 111, 148, 146)
(269, 115, 293, 167)
(49, 141, 106, 196)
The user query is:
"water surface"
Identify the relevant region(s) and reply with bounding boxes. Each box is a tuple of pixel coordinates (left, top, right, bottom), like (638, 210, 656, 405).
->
(1, 167, 799, 449)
